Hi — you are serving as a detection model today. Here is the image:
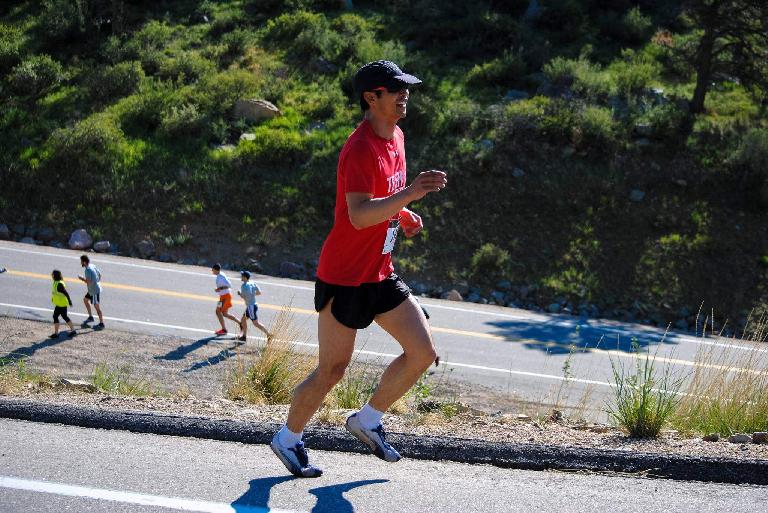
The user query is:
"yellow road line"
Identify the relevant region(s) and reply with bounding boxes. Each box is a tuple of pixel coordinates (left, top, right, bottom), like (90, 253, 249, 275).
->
(6, 269, 765, 374)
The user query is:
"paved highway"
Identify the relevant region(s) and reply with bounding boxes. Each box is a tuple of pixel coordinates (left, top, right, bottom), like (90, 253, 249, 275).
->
(1, 241, 765, 416)
(1, 418, 765, 513)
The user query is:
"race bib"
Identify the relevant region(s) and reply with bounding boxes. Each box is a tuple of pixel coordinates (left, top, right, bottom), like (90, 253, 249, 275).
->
(382, 219, 400, 254)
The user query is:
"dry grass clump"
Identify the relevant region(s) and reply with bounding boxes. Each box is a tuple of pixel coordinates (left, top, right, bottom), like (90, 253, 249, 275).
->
(671, 314, 768, 435)
(225, 305, 315, 405)
(0, 358, 56, 394)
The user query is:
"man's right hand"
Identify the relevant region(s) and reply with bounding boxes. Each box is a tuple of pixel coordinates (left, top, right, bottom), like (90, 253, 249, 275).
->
(407, 170, 447, 201)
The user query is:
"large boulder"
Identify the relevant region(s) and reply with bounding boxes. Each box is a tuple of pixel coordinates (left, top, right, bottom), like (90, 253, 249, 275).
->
(279, 261, 305, 278)
(0, 224, 10, 240)
(68, 229, 93, 250)
(233, 99, 281, 123)
(135, 239, 156, 258)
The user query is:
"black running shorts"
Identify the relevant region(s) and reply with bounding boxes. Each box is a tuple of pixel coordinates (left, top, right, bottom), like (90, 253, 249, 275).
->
(314, 273, 411, 329)
(53, 306, 70, 323)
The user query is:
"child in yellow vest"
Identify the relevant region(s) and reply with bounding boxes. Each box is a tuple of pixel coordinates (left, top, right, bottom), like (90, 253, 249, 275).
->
(51, 269, 76, 339)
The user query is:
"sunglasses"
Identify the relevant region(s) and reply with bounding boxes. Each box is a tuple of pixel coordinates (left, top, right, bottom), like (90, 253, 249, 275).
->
(373, 86, 408, 94)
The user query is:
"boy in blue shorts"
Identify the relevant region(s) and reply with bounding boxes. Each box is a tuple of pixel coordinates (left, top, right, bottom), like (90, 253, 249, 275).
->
(237, 271, 271, 342)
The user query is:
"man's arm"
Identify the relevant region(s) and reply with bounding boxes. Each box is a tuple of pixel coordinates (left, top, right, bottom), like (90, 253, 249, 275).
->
(346, 170, 446, 230)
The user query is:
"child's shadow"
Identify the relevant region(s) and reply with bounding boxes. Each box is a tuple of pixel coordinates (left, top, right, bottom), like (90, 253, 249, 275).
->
(232, 476, 388, 513)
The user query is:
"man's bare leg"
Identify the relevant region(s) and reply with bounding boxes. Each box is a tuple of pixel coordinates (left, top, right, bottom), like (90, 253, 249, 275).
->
(215, 309, 226, 331)
(369, 295, 437, 411)
(83, 297, 92, 318)
(94, 304, 104, 324)
(252, 319, 271, 339)
(286, 302, 356, 432)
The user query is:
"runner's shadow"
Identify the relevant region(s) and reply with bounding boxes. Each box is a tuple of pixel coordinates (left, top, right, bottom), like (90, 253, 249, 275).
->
(231, 476, 388, 513)
(154, 336, 221, 361)
(0, 334, 72, 363)
(309, 479, 388, 513)
(182, 343, 242, 373)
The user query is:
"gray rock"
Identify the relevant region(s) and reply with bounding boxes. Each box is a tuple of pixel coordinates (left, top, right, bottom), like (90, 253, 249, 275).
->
(635, 138, 651, 147)
(702, 433, 720, 442)
(37, 227, 55, 242)
(518, 285, 530, 299)
(442, 289, 463, 302)
(59, 378, 96, 393)
(245, 258, 263, 273)
(233, 99, 280, 123)
(68, 229, 93, 250)
(753, 432, 768, 444)
(467, 292, 481, 303)
(629, 189, 646, 202)
(279, 261, 305, 278)
(159, 254, 173, 263)
(454, 282, 470, 296)
(490, 290, 506, 304)
(511, 167, 525, 178)
(548, 303, 561, 314)
(20, 237, 38, 245)
(11, 224, 25, 236)
(135, 240, 156, 258)
(496, 280, 512, 291)
(197, 259, 209, 267)
(24, 226, 38, 238)
(94, 241, 111, 253)
(0, 224, 10, 239)
(728, 433, 752, 444)
(239, 132, 256, 141)
(411, 282, 429, 295)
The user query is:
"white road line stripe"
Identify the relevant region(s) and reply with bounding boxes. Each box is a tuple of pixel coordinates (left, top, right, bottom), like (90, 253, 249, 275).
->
(0, 302, 613, 387)
(0, 475, 302, 513)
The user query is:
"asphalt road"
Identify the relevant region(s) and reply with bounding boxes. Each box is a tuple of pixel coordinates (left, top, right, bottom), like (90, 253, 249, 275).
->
(1, 418, 765, 513)
(1, 241, 765, 416)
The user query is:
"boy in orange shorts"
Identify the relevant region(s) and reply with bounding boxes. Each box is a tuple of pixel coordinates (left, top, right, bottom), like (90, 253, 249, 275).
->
(212, 263, 240, 336)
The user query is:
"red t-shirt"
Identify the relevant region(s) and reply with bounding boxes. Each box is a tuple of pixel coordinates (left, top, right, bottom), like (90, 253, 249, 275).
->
(317, 120, 407, 286)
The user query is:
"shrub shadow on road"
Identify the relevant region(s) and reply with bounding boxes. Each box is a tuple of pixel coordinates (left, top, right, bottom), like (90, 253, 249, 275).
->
(154, 335, 228, 361)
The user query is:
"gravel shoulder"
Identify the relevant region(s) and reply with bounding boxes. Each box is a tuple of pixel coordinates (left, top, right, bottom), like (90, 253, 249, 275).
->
(2, 315, 767, 466)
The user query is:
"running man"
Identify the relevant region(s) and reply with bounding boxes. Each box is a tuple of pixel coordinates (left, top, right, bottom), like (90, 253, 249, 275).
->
(78, 255, 104, 329)
(50, 269, 77, 338)
(271, 60, 447, 477)
(212, 263, 240, 336)
(237, 270, 271, 342)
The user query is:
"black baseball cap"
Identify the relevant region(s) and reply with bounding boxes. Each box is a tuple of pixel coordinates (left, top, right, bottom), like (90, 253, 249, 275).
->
(353, 60, 422, 94)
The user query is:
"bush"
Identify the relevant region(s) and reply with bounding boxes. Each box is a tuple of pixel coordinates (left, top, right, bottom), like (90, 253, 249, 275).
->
(236, 126, 309, 165)
(37, 0, 84, 41)
(576, 105, 618, 150)
(7, 54, 66, 97)
(607, 343, 684, 438)
(622, 6, 652, 43)
(729, 128, 768, 175)
(467, 48, 527, 88)
(261, 10, 342, 62)
(637, 103, 687, 141)
(469, 243, 510, 283)
(0, 23, 24, 73)
(88, 61, 145, 103)
(542, 57, 611, 100)
(157, 51, 216, 84)
(609, 49, 660, 99)
(159, 103, 207, 138)
(194, 69, 263, 117)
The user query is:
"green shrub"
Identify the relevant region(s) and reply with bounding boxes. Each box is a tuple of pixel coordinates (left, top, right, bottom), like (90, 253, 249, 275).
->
(729, 128, 768, 175)
(236, 126, 309, 165)
(111, 81, 172, 133)
(637, 103, 687, 141)
(467, 48, 527, 88)
(576, 105, 617, 150)
(261, 10, 342, 62)
(194, 69, 263, 117)
(609, 49, 660, 99)
(119, 20, 177, 74)
(542, 57, 611, 100)
(88, 61, 145, 103)
(159, 103, 207, 138)
(37, 0, 84, 41)
(0, 23, 25, 72)
(7, 54, 66, 97)
(158, 51, 216, 84)
(622, 6, 652, 43)
(607, 343, 684, 438)
(470, 243, 510, 283)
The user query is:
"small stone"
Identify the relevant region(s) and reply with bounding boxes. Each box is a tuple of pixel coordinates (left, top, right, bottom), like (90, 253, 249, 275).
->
(68, 229, 93, 250)
(588, 424, 610, 434)
(702, 433, 720, 442)
(94, 241, 111, 253)
(239, 133, 256, 141)
(752, 432, 768, 444)
(516, 414, 531, 422)
(442, 289, 463, 302)
(59, 378, 96, 393)
(0, 224, 10, 240)
(136, 239, 155, 258)
(629, 189, 646, 202)
(728, 433, 752, 444)
(673, 178, 688, 187)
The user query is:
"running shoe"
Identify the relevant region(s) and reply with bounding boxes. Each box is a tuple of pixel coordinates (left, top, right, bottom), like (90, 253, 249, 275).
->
(94, 322, 105, 330)
(0, 268, 6, 273)
(345, 413, 401, 462)
(238, 335, 246, 342)
(270, 433, 323, 478)
(215, 329, 227, 336)
(81, 316, 94, 327)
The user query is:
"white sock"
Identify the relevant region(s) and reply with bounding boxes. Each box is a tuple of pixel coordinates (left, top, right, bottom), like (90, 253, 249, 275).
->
(356, 403, 384, 430)
(277, 425, 302, 448)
